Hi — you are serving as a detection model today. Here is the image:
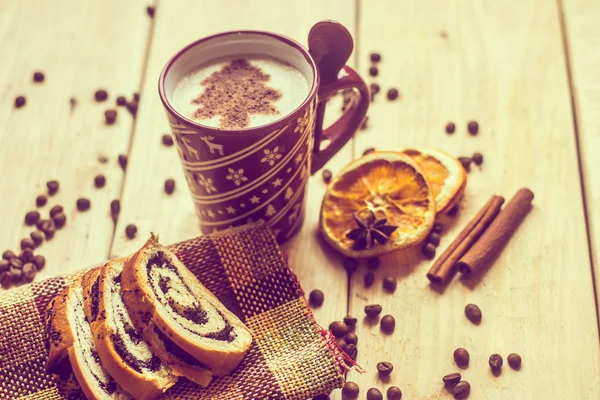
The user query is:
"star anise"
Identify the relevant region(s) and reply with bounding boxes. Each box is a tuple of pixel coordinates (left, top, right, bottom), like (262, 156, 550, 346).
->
(345, 211, 398, 251)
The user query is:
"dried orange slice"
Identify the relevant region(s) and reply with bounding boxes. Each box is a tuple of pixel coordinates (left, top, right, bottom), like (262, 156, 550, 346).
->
(399, 148, 467, 214)
(319, 151, 435, 258)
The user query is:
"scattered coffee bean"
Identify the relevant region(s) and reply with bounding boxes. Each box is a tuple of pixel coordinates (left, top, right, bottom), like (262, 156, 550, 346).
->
(464, 304, 482, 324)
(329, 321, 349, 338)
(47, 180, 59, 195)
(442, 372, 461, 386)
(41, 221, 56, 239)
(49, 205, 63, 219)
(312, 394, 330, 400)
(94, 175, 106, 188)
(146, 6, 155, 17)
(422, 242, 436, 259)
(342, 381, 360, 398)
(36, 195, 47, 207)
(467, 120, 479, 135)
(9, 257, 23, 269)
(386, 386, 402, 400)
(110, 199, 121, 215)
(432, 223, 443, 234)
(33, 71, 45, 82)
(20, 239, 35, 251)
(367, 388, 383, 400)
(77, 198, 91, 211)
(370, 83, 380, 94)
(118, 154, 128, 171)
(453, 381, 471, 398)
(31, 231, 44, 246)
(369, 66, 379, 77)
(133, 92, 140, 102)
(376, 361, 393, 376)
(20, 249, 35, 263)
(0, 259, 9, 273)
(343, 343, 358, 360)
(15, 96, 26, 108)
(322, 169, 332, 184)
(22, 263, 37, 282)
(97, 154, 109, 163)
(105, 109, 118, 125)
(365, 304, 382, 318)
(308, 289, 324, 307)
(453, 348, 470, 367)
(363, 147, 376, 156)
(472, 152, 483, 165)
(489, 354, 503, 370)
(387, 88, 399, 101)
(343, 257, 358, 275)
(380, 315, 395, 333)
(428, 232, 441, 246)
(164, 179, 176, 195)
(370, 53, 381, 63)
(34, 255, 46, 270)
(116, 96, 127, 106)
(9, 267, 23, 282)
(336, 337, 347, 348)
(458, 157, 472, 172)
(126, 100, 139, 117)
(343, 315, 357, 327)
(52, 213, 66, 229)
(343, 332, 358, 345)
(2, 250, 16, 260)
(445, 122, 456, 134)
(364, 272, 375, 287)
(507, 353, 522, 370)
(162, 134, 174, 146)
(125, 224, 137, 239)
(382, 276, 397, 292)
(0, 271, 11, 288)
(24, 211, 40, 226)
(95, 89, 108, 102)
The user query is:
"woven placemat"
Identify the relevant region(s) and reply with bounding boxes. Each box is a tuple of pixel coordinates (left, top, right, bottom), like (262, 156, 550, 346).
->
(0, 223, 346, 399)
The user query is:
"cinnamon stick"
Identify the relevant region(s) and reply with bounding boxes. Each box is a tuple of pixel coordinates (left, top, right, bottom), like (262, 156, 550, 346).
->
(427, 195, 505, 284)
(457, 188, 534, 276)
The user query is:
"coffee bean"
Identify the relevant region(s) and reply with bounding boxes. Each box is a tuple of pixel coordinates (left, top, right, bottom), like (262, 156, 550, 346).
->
(432, 223, 443, 234)
(162, 134, 174, 146)
(24, 211, 40, 226)
(364, 272, 375, 287)
(344, 332, 358, 345)
(376, 361, 393, 376)
(2, 250, 16, 260)
(9, 267, 23, 282)
(114, 96, 126, 107)
(329, 321, 349, 338)
(126, 100, 139, 117)
(366, 257, 380, 270)
(110, 199, 121, 215)
(125, 224, 137, 239)
(336, 338, 347, 349)
(489, 354, 503, 370)
(20, 249, 35, 263)
(15, 96, 26, 108)
(382, 276, 397, 292)
(369, 66, 379, 77)
(0, 271, 11, 288)
(95, 89, 108, 102)
(343, 257, 358, 275)
(41, 221, 56, 239)
(453, 381, 471, 398)
(442, 372, 461, 386)
(343, 343, 358, 360)
(146, 6, 155, 17)
(20, 238, 35, 251)
(47, 180, 59, 195)
(33, 71, 45, 82)
(464, 303, 482, 324)
(34, 255, 46, 270)
(467, 120, 479, 135)
(365, 304, 382, 318)
(118, 154, 128, 171)
(453, 348, 470, 367)
(428, 232, 441, 246)
(472, 152, 483, 165)
(387, 386, 402, 400)
(22, 263, 37, 282)
(308, 289, 324, 307)
(312, 394, 330, 400)
(363, 147, 376, 156)
(458, 157, 472, 172)
(52, 213, 66, 228)
(422, 242, 436, 259)
(445, 122, 456, 134)
(9, 256, 23, 269)
(322, 169, 332, 184)
(507, 353, 522, 370)
(133, 92, 140, 102)
(94, 175, 106, 188)
(76, 198, 91, 212)
(343, 315, 357, 327)
(0, 259, 9, 273)
(36, 195, 47, 207)
(31, 231, 44, 246)
(105, 109, 118, 125)
(370, 53, 381, 63)
(370, 83, 380, 94)
(387, 89, 399, 101)
(367, 388, 383, 400)
(380, 315, 395, 333)
(342, 381, 359, 398)
(164, 179, 176, 195)
(49, 205, 63, 219)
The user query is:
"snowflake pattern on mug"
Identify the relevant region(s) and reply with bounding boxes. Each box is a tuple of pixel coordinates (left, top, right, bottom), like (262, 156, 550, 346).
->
(197, 173, 217, 194)
(226, 168, 249, 186)
(294, 100, 315, 135)
(260, 146, 283, 166)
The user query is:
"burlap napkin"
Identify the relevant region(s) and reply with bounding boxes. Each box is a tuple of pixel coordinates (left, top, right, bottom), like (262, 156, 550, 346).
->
(0, 224, 347, 399)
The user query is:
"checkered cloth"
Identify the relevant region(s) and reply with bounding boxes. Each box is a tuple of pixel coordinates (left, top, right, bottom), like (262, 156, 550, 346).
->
(0, 224, 347, 399)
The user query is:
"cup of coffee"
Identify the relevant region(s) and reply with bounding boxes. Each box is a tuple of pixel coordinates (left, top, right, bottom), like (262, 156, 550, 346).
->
(159, 21, 369, 242)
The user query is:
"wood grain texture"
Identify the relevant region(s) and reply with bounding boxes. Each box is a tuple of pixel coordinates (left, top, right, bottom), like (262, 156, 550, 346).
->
(0, 0, 151, 281)
(348, 0, 600, 398)
(561, 0, 600, 305)
(109, 0, 356, 349)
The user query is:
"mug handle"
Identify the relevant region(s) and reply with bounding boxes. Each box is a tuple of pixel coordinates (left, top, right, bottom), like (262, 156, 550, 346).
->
(310, 67, 369, 174)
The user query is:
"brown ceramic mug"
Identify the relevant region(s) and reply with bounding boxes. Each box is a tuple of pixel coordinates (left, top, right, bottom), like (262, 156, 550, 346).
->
(159, 21, 369, 242)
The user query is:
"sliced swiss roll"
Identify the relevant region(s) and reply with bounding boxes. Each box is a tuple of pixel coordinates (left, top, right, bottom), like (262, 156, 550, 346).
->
(46, 278, 131, 400)
(121, 234, 253, 378)
(86, 260, 178, 399)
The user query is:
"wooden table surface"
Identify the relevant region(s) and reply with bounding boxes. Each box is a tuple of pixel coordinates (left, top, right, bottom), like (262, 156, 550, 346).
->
(1, 0, 599, 398)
